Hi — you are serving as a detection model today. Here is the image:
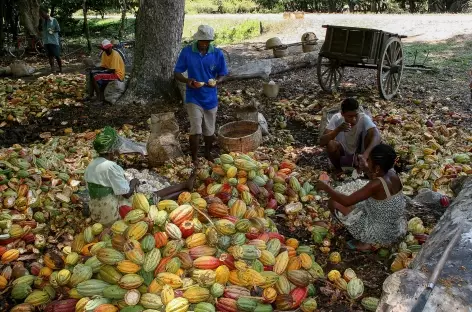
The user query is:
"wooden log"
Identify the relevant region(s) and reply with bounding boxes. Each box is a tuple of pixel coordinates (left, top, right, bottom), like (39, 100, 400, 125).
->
(226, 51, 318, 81)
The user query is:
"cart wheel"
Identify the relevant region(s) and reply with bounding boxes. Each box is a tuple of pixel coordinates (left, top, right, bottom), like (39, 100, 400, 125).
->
(317, 55, 344, 92)
(378, 37, 404, 100)
(35, 40, 46, 56)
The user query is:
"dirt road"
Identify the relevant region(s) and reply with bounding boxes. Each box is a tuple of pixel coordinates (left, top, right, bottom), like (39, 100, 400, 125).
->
(190, 13, 472, 43)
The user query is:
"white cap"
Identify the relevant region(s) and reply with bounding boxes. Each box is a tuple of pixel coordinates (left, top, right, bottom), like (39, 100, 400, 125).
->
(101, 39, 113, 49)
(193, 25, 215, 41)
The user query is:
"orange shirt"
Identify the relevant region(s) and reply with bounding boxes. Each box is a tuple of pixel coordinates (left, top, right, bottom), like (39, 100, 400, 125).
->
(101, 50, 125, 80)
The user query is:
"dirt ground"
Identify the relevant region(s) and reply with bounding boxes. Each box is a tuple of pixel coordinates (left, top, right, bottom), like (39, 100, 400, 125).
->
(1, 14, 471, 311)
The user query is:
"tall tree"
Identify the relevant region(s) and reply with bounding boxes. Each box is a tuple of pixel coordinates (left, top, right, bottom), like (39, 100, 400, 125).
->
(82, 0, 91, 52)
(17, 0, 40, 36)
(119, 0, 185, 105)
(118, 0, 127, 40)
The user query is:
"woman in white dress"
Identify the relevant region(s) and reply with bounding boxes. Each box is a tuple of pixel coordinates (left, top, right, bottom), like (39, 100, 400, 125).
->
(316, 144, 407, 251)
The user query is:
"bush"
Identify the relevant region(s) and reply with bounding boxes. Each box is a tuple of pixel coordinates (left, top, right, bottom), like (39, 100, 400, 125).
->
(185, 0, 259, 14)
(213, 20, 261, 44)
(221, 0, 259, 13)
(185, 0, 218, 14)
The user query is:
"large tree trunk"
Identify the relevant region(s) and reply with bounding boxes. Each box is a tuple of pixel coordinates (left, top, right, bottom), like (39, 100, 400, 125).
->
(17, 0, 40, 36)
(0, 0, 5, 49)
(119, 0, 185, 106)
(83, 0, 91, 53)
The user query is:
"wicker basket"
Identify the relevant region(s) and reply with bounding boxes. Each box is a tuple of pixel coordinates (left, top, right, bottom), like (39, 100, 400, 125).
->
(263, 83, 279, 98)
(218, 121, 262, 153)
(266, 37, 282, 49)
(302, 44, 316, 53)
(273, 47, 288, 58)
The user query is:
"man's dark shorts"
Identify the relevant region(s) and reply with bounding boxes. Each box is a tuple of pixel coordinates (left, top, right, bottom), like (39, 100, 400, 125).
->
(44, 43, 60, 58)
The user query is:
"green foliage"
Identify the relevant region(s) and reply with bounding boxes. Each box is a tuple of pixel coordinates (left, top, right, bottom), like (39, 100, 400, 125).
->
(213, 20, 261, 44)
(185, 0, 259, 14)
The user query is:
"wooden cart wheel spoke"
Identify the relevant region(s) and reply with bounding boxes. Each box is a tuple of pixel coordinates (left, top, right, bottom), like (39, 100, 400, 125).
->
(321, 67, 331, 77)
(392, 72, 399, 88)
(385, 50, 392, 66)
(317, 55, 343, 92)
(381, 70, 389, 81)
(393, 43, 400, 61)
(378, 37, 404, 100)
(333, 70, 339, 86)
(328, 71, 334, 87)
(394, 57, 403, 65)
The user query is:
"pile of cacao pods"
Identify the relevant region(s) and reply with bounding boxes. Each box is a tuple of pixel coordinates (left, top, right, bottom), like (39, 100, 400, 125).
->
(326, 268, 379, 311)
(0, 139, 94, 267)
(1, 74, 85, 124)
(390, 217, 430, 273)
(374, 107, 472, 197)
(0, 152, 372, 312)
(158, 152, 332, 234)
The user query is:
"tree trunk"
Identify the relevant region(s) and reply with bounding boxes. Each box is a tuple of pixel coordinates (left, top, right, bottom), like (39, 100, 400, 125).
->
(118, 0, 127, 40)
(17, 0, 40, 36)
(83, 0, 91, 52)
(0, 0, 5, 50)
(119, 0, 185, 105)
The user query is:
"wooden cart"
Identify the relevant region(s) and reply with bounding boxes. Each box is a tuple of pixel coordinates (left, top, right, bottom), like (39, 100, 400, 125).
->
(317, 25, 406, 100)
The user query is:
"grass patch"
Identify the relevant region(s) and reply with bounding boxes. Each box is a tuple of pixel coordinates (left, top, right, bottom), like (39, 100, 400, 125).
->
(72, 17, 281, 46)
(185, 0, 259, 14)
(403, 35, 472, 73)
(183, 18, 266, 45)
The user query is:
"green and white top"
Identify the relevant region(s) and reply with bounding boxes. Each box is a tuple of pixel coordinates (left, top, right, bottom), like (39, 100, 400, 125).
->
(42, 17, 60, 46)
(84, 157, 130, 225)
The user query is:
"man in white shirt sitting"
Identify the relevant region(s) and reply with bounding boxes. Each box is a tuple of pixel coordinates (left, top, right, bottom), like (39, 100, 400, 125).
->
(319, 98, 381, 176)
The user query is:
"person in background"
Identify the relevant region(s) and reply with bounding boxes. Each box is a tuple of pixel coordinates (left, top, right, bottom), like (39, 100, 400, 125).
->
(87, 39, 125, 103)
(174, 25, 228, 166)
(84, 127, 195, 226)
(319, 97, 381, 177)
(316, 144, 406, 252)
(39, 7, 62, 73)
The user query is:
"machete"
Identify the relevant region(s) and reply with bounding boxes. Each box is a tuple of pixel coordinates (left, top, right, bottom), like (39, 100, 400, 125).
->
(410, 224, 463, 312)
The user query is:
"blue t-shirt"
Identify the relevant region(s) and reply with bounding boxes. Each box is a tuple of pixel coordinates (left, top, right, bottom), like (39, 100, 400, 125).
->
(174, 42, 228, 110)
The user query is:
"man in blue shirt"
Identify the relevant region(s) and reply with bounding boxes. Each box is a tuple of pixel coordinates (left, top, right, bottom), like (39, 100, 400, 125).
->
(40, 7, 62, 73)
(174, 25, 228, 166)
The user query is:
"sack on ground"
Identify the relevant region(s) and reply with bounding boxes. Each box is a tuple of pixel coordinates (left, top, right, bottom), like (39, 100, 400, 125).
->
(104, 80, 126, 104)
(10, 61, 34, 77)
(147, 133, 183, 167)
(258, 113, 269, 136)
(150, 112, 180, 136)
(116, 136, 148, 156)
(147, 112, 183, 166)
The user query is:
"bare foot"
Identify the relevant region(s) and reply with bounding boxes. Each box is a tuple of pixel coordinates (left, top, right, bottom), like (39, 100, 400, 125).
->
(204, 152, 214, 163)
(187, 168, 197, 191)
(347, 240, 376, 252)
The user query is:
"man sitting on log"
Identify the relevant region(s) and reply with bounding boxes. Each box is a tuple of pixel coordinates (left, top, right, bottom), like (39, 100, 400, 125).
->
(319, 98, 381, 176)
(86, 39, 125, 103)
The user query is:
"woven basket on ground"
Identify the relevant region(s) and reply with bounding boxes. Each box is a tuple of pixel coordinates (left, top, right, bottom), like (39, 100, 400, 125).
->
(218, 121, 262, 153)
